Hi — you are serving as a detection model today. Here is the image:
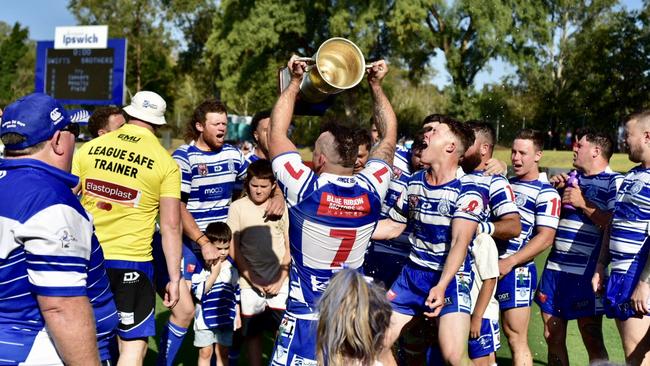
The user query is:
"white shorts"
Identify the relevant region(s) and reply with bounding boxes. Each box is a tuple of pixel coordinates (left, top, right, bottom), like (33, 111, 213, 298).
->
(240, 284, 289, 317)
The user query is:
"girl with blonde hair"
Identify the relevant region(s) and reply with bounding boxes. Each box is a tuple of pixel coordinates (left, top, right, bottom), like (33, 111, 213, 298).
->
(317, 269, 392, 366)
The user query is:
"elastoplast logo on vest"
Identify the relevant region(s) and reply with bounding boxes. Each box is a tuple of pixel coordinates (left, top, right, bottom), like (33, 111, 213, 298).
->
(54, 25, 108, 49)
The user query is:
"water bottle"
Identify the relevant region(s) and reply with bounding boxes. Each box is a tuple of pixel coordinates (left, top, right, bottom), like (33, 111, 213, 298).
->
(563, 170, 579, 211)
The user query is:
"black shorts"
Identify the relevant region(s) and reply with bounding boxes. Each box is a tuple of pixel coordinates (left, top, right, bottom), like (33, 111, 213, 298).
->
(106, 261, 156, 339)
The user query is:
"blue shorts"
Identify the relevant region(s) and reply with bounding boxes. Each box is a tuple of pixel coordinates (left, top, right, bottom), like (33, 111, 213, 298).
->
(605, 271, 646, 320)
(105, 260, 156, 339)
(388, 261, 472, 317)
(496, 262, 537, 310)
(536, 268, 604, 319)
(270, 312, 318, 366)
(152, 232, 203, 291)
(363, 243, 409, 289)
(468, 318, 501, 359)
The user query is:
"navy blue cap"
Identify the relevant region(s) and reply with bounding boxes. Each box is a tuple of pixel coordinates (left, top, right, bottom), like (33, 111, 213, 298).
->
(0, 93, 71, 150)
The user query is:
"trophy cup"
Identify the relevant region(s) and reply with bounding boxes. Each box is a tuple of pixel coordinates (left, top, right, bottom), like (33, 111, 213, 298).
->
(278, 37, 371, 115)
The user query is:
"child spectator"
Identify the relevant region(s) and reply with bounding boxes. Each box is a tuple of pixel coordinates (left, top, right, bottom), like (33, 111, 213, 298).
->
(227, 159, 290, 366)
(191, 222, 240, 366)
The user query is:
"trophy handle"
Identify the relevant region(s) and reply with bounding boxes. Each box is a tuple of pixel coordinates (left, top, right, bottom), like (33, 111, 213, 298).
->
(294, 57, 315, 64)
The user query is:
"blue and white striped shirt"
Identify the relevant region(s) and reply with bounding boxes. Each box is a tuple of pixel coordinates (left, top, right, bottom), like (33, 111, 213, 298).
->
(609, 166, 650, 274)
(547, 169, 623, 275)
(496, 177, 560, 263)
(0, 158, 117, 363)
(389, 170, 485, 272)
(173, 144, 248, 229)
(192, 258, 239, 330)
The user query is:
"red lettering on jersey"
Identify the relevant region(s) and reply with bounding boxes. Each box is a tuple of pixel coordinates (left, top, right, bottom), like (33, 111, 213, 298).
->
(464, 199, 479, 212)
(284, 161, 304, 180)
(317, 192, 370, 218)
(372, 166, 389, 183)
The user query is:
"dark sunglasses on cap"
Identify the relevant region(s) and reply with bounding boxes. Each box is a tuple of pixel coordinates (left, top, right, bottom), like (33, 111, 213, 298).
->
(61, 123, 80, 138)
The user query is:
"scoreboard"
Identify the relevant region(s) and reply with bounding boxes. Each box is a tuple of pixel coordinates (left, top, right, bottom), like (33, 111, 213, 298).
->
(34, 39, 126, 105)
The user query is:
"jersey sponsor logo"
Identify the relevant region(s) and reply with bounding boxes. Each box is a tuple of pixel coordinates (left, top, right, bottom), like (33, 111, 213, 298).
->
(96, 201, 113, 211)
(310, 275, 330, 293)
(203, 186, 223, 196)
(85, 178, 142, 207)
(284, 161, 304, 180)
(56, 227, 78, 249)
(117, 133, 141, 143)
(118, 311, 135, 325)
(290, 355, 317, 366)
(185, 263, 196, 274)
(123, 271, 140, 283)
(497, 293, 510, 302)
(316, 192, 370, 218)
(515, 194, 527, 207)
(198, 163, 208, 176)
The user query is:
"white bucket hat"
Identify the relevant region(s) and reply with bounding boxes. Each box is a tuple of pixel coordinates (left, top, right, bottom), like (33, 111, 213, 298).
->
(123, 91, 167, 125)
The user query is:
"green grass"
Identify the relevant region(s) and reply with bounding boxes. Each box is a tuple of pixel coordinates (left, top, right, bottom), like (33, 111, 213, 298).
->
(144, 248, 625, 365)
(495, 249, 624, 365)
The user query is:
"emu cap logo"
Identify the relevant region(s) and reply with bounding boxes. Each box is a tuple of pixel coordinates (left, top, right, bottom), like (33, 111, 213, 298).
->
(142, 100, 158, 109)
(50, 108, 64, 124)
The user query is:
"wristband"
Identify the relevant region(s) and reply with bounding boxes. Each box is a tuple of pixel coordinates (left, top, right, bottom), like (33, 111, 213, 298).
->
(479, 222, 495, 236)
(195, 233, 207, 244)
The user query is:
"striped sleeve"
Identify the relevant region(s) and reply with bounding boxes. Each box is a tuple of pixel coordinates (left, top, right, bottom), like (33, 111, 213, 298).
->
(271, 152, 317, 207)
(172, 146, 192, 202)
(535, 186, 561, 229)
(454, 183, 485, 222)
(489, 175, 519, 218)
(14, 204, 92, 297)
(607, 174, 624, 211)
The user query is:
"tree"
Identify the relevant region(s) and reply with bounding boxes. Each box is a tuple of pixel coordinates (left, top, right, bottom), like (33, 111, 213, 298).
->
(68, 0, 177, 106)
(0, 22, 33, 106)
(386, 0, 548, 114)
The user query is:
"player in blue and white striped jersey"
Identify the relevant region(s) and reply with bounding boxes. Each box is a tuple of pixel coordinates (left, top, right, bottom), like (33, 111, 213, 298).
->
(536, 130, 622, 365)
(268, 58, 396, 366)
(461, 121, 521, 365)
(0, 93, 118, 365)
(373, 117, 482, 366)
(593, 112, 650, 365)
(496, 129, 560, 366)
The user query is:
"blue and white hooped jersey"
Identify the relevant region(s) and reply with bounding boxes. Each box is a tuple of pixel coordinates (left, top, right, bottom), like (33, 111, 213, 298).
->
(609, 166, 650, 274)
(496, 177, 560, 262)
(388, 170, 485, 272)
(191, 258, 239, 330)
(0, 159, 100, 364)
(173, 144, 248, 229)
(547, 169, 623, 275)
(463, 171, 519, 224)
(372, 145, 413, 254)
(272, 152, 390, 315)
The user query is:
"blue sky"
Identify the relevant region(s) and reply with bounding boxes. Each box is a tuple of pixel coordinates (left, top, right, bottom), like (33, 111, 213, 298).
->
(1, 0, 645, 87)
